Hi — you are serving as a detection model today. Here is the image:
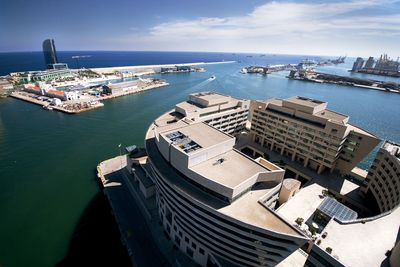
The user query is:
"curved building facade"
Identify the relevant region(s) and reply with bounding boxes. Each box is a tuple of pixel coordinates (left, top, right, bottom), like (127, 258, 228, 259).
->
(145, 105, 308, 267)
(42, 39, 58, 69)
(364, 140, 400, 213)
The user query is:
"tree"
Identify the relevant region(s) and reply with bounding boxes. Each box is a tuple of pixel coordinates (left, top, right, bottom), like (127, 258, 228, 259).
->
(295, 217, 304, 226)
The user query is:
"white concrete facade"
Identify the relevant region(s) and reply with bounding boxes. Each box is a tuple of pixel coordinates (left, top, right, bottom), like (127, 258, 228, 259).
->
(145, 94, 309, 267)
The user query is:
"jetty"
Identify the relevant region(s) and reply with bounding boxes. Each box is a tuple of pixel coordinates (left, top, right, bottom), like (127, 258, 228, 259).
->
(288, 70, 400, 94)
(10, 79, 169, 114)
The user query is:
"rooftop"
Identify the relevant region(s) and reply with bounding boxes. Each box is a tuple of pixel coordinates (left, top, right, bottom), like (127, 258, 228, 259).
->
(190, 149, 269, 188)
(285, 96, 326, 108)
(277, 182, 326, 224)
(189, 91, 233, 107)
(319, 206, 400, 267)
(47, 89, 65, 96)
(161, 122, 232, 153)
(314, 109, 348, 124)
(146, 133, 303, 237)
(218, 183, 300, 235)
(257, 97, 350, 125)
(383, 140, 400, 159)
(146, 108, 305, 238)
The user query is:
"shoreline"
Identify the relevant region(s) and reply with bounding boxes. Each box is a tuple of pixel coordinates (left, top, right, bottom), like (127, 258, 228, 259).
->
(90, 61, 235, 73)
(289, 76, 400, 94)
(10, 81, 169, 114)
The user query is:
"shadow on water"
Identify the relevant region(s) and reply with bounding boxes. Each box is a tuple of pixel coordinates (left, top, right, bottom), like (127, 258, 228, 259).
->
(56, 188, 132, 267)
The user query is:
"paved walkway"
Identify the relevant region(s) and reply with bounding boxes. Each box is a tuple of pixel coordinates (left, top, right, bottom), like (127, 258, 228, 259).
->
(99, 156, 198, 267)
(104, 170, 168, 266)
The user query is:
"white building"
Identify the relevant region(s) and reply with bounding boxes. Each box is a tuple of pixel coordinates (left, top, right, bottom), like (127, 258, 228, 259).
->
(145, 107, 308, 267)
(175, 92, 250, 136)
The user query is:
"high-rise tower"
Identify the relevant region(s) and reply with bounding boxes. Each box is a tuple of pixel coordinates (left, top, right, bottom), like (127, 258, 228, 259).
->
(42, 39, 58, 69)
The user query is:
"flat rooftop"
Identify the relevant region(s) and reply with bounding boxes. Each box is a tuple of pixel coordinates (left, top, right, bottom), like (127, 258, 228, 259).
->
(383, 140, 400, 158)
(146, 110, 305, 238)
(277, 182, 326, 224)
(314, 109, 348, 124)
(319, 206, 400, 267)
(219, 184, 300, 235)
(190, 149, 269, 189)
(285, 96, 326, 108)
(161, 122, 232, 153)
(190, 91, 233, 107)
(146, 133, 303, 237)
(257, 96, 353, 125)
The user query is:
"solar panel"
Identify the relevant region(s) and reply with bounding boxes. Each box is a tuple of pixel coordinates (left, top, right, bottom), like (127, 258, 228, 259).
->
(165, 131, 202, 153)
(318, 197, 358, 221)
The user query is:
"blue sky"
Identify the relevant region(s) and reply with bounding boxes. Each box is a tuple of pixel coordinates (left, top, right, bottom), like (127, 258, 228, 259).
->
(1, 0, 399, 56)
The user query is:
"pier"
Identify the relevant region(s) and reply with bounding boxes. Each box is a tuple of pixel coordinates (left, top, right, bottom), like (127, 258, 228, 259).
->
(288, 70, 400, 94)
(10, 79, 169, 114)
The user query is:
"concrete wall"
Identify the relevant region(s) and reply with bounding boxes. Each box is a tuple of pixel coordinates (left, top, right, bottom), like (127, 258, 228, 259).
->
(390, 241, 400, 267)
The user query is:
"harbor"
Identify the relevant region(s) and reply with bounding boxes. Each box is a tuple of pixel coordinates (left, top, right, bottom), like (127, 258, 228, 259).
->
(2, 58, 236, 113)
(240, 56, 346, 75)
(10, 78, 168, 114)
(288, 70, 400, 94)
(351, 54, 400, 77)
(1, 52, 400, 267)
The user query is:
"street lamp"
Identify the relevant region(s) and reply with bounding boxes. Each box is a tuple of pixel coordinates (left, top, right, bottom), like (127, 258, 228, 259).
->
(118, 143, 122, 170)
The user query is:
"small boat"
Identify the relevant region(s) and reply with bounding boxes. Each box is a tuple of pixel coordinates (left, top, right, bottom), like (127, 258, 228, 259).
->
(210, 75, 216, 80)
(43, 105, 53, 110)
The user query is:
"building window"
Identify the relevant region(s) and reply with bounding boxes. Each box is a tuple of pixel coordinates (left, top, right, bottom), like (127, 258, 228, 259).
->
(184, 237, 189, 243)
(186, 247, 194, 258)
(175, 236, 181, 246)
(199, 248, 205, 255)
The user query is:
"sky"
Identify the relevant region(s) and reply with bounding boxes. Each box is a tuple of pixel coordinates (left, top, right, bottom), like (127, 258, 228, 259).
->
(0, 0, 399, 56)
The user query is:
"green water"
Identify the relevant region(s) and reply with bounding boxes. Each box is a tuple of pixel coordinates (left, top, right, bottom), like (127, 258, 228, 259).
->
(1, 62, 399, 267)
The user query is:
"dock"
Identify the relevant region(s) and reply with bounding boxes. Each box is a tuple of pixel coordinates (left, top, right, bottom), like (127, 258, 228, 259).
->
(10, 91, 104, 114)
(91, 61, 235, 74)
(288, 71, 400, 94)
(10, 80, 169, 114)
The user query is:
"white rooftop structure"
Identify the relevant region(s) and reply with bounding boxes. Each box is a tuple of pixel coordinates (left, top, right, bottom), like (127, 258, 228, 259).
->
(319, 207, 400, 267)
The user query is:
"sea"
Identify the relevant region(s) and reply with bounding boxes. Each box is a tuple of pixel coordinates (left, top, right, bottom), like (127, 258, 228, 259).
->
(0, 51, 399, 267)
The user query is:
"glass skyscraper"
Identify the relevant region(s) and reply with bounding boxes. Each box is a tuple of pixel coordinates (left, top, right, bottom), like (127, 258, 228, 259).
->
(42, 39, 58, 69)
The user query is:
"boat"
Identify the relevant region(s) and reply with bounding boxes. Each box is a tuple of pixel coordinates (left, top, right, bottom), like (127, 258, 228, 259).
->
(43, 105, 53, 110)
(210, 75, 216, 80)
(297, 59, 318, 71)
